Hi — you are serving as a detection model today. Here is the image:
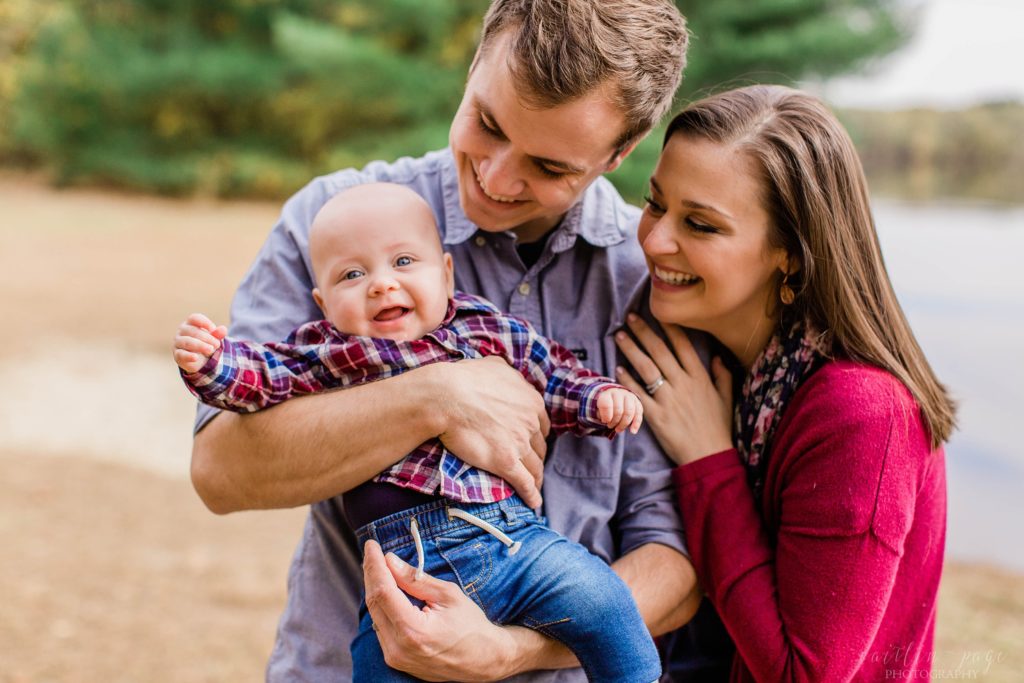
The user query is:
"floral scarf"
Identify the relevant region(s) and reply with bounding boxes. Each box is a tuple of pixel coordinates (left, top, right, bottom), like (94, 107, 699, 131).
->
(734, 313, 825, 505)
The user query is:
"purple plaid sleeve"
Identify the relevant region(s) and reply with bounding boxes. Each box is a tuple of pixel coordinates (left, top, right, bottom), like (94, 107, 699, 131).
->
(179, 293, 626, 504)
(448, 296, 625, 438)
(179, 320, 458, 413)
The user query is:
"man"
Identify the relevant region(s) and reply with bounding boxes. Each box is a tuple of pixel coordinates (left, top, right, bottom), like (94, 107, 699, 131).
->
(190, 1, 705, 680)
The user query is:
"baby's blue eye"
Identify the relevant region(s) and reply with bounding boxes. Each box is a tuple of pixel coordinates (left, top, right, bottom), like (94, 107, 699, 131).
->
(395, 256, 413, 267)
(343, 270, 364, 280)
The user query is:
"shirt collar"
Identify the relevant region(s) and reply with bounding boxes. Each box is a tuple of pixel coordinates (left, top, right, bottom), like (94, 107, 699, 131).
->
(439, 291, 501, 327)
(438, 148, 631, 250)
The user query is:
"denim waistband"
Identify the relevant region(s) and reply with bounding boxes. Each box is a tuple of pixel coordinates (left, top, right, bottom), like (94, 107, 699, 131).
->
(354, 494, 535, 555)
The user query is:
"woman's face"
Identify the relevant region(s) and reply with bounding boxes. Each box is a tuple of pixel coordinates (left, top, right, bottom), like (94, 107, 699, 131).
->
(639, 134, 789, 363)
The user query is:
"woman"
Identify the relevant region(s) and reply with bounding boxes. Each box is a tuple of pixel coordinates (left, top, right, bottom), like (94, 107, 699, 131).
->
(615, 84, 954, 681)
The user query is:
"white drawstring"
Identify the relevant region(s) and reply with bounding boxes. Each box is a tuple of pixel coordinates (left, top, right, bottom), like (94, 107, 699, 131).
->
(448, 507, 522, 555)
(409, 517, 426, 580)
(406, 507, 520, 581)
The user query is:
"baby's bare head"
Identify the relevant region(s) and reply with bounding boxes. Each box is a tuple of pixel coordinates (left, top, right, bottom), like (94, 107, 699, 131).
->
(309, 183, 454, 341)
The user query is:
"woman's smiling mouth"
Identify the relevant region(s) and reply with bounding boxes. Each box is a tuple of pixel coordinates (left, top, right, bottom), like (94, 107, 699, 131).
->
(653, 264, 702, 286)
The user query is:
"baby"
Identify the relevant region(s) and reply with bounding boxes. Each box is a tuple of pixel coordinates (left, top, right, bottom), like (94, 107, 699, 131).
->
(174, 183, 660, 682)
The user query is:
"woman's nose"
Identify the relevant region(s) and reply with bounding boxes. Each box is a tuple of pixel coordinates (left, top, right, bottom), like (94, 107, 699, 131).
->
(641, 218, 679, 256)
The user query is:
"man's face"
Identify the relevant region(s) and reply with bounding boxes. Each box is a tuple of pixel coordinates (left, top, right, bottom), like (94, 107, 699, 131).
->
(311, 185, 454, 342)
(449, 33, 633, 243)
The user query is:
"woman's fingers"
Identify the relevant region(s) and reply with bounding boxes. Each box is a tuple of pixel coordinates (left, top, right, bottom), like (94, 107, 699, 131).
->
(625, 314, 687, 382)
(662, 323, 705, 377)
(615, 366, 656, 414)
(614, 330, 663, 388)
(711, 356, 733, 407)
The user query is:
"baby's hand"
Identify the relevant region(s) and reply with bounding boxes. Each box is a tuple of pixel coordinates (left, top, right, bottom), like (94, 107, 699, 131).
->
(173, 313, 228, 374)
(596, 387, 644, 435)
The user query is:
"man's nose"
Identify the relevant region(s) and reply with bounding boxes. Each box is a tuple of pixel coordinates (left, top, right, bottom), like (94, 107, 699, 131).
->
(477, 148, 526, 198)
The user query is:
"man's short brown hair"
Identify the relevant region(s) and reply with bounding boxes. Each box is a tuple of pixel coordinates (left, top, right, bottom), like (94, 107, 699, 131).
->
(476, 0, 688, 153)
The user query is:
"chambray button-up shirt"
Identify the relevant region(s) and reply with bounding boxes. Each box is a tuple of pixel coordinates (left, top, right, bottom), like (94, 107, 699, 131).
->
(194, 149, 689, 683)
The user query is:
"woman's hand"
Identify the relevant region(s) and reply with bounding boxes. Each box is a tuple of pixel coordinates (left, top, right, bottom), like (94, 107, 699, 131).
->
(362, 540, 542, 681)
(614, 314, 734, 465)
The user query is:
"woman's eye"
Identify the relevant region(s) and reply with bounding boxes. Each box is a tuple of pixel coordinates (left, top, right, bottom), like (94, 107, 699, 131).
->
(686, 218, 717, 234)
(343, 270, 364, 280)
(643, 194, 665, 215)
(395, 256, 413, 267)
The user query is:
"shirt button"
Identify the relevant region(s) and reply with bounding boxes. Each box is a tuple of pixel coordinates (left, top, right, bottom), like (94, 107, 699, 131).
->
(474, 236, 487, 247)
(518, 282, 531, 296)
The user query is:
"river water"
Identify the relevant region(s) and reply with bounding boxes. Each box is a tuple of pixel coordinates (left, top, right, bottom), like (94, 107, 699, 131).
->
(874, 199, 1024, 570)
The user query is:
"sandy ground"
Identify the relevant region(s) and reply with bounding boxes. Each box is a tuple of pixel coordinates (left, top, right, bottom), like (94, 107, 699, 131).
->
(1, 174, 1022, 681)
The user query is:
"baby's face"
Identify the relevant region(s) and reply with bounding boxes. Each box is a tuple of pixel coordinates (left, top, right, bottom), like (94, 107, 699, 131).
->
(310, 185, 454, 342)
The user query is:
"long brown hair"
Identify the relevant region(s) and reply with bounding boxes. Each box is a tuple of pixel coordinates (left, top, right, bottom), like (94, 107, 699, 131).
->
(665, 85, 956, 447)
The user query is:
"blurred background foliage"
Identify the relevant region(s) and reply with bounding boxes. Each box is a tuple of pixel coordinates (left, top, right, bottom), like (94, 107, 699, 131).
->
(0, 0, 1017, 202)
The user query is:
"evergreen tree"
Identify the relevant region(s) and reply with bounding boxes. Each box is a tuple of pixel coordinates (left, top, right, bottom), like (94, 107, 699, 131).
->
(8, 0, 912, 198)
(610, 0, 913, 201)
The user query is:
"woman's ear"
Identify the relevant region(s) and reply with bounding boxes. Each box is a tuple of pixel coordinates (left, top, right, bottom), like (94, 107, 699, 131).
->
(781, 253, 801, 277)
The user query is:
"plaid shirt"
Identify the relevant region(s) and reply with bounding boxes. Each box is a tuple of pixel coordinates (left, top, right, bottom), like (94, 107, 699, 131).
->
(182, 292, 622, 503)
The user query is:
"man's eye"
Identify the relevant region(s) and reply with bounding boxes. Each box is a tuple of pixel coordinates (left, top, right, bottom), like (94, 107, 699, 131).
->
(477, 116, 500, 138)
(537, 164, 567, 179)
(395, 256, 413, 267)
(343, 270, 364, 280)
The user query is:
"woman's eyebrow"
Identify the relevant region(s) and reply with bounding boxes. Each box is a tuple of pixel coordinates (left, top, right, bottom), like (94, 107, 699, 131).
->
(650, 177, 734, 220)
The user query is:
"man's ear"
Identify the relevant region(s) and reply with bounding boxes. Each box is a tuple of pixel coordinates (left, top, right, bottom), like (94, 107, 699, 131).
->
(605, 139, 641, 173)
(312, 287, 326, 316)
(443, 253, 455, 297)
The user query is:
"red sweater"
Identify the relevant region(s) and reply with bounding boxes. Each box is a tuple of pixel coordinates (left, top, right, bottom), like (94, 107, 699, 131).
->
(674, 360, 946, 682)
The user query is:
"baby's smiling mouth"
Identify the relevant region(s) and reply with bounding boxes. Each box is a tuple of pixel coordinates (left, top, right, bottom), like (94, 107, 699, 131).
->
(374, 306, 410, 322)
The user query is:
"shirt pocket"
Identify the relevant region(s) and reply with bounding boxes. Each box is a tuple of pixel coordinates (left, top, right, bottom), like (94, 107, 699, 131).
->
(548, 336, 621, 480)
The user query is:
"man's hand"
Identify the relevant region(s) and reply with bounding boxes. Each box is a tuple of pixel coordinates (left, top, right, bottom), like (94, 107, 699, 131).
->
(363, 540, 532, 682)
(596, 387, 644, 434)
(433, 356, 550, 508)
(173, 313, 227, 374)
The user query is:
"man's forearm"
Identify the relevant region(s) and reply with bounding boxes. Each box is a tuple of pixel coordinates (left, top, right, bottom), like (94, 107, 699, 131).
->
(612, 542, 701, 636)
(191, 366, 446, 513)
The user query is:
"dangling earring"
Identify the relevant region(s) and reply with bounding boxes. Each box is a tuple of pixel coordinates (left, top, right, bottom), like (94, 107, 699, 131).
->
(779, 272, 795, 305)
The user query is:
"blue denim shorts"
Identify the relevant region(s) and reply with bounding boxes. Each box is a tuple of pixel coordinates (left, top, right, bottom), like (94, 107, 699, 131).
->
(351, 495, 661, 683)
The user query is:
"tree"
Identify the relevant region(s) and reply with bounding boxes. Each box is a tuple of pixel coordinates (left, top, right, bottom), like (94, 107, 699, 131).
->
(10, 0, 487, 196)
(8, 0, 912, 198)
(609, 0, 914, 201)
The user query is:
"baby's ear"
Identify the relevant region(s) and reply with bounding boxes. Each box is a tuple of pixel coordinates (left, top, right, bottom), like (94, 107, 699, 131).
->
(312, 288, 326, 315)
(443, 253, 455, 297)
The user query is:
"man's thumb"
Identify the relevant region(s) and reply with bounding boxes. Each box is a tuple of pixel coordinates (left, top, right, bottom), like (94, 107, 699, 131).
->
(385, 552, 457, 605)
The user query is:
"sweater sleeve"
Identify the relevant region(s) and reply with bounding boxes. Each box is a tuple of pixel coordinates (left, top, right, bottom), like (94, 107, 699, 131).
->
(673, 365, 930, 682)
